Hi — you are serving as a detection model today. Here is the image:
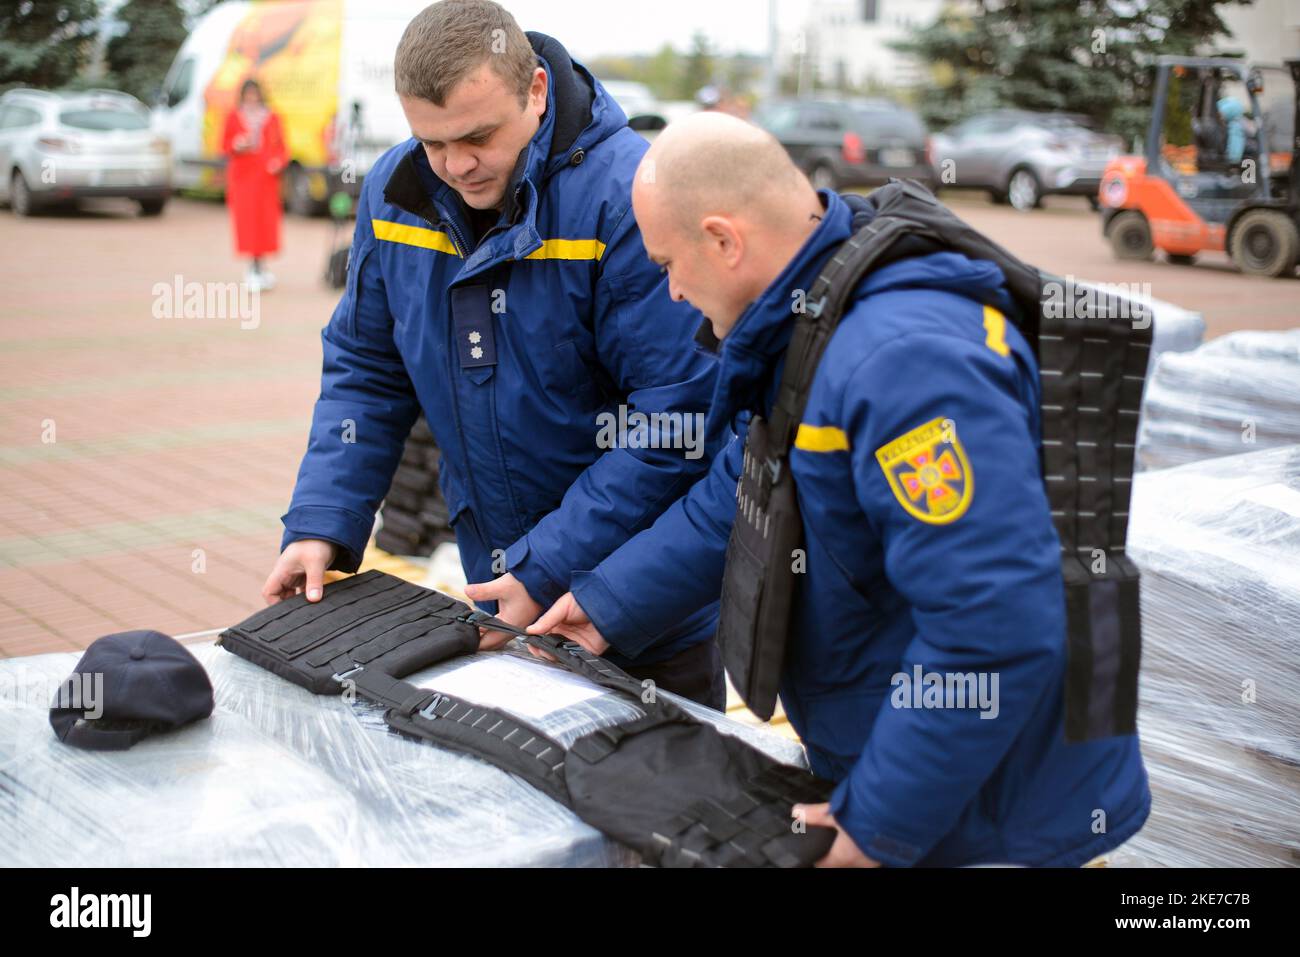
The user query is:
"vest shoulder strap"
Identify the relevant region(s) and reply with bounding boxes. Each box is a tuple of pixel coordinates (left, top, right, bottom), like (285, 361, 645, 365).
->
(767, 212, 920, 455)
(767, 178, 1048, 455)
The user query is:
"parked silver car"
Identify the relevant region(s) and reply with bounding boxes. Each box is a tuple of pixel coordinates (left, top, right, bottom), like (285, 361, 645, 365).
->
(929, 110, 1123, 210)
(0, 88, 172, 217)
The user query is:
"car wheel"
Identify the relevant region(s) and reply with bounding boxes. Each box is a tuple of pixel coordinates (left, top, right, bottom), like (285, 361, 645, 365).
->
(809, 163, 837, 191)
(1107, 211, 1153, 261)
(138, 198, 167, 217)
(11, 170, 34, 217)
(1007, 168, 1042, 211)
(1229, 209, 1299, 278)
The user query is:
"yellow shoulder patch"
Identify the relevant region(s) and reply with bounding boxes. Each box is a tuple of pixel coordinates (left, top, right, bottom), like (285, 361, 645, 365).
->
(794, 423, 850, 453)
(874, 416, 973, 524)
(982, 305, 1011, 357)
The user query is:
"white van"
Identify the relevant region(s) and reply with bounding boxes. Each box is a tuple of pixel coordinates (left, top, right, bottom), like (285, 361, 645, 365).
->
(154, 0, 420, 214)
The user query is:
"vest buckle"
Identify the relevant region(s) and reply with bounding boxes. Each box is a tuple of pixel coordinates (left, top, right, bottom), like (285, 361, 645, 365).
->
(419, 692, 445, 721)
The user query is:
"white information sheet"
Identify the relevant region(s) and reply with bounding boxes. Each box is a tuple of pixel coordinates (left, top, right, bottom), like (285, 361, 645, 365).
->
(422, 654, 604, 720)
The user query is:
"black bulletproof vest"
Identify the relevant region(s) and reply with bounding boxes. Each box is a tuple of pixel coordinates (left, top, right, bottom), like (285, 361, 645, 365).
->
(718, 180, 1148, 744)
(220, 570, 836, 868)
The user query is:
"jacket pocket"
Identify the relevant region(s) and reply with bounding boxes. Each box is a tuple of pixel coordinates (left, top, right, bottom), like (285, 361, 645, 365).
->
(437, 467, 469, 529)
(553, 338, 605, 410)
(341, 239, 374, 338)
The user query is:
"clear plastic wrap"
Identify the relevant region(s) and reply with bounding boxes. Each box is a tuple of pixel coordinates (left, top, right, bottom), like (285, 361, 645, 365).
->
(0, 641, 808, 867)
(1108, 444, 1300, 867)
(1136, 329, 1300, 471)
(1144, 293, 1205, 368)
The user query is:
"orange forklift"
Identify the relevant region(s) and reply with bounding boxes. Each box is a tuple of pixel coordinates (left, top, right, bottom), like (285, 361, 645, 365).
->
(1099, 56, 1299, 277)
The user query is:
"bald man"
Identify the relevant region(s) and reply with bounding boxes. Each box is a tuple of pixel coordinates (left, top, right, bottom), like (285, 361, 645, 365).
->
(531, 114, 1151, 868)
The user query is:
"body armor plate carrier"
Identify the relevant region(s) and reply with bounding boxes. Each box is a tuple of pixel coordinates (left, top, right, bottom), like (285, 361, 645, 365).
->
(718, 180, 1148, 743)
(220, 569, 836, 867)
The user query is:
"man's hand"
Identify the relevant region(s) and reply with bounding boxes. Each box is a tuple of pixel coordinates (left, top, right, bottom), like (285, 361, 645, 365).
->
(261, 539, 338, 605)
(463, 573, 543, 650)
(527, 592, 610, 660)
(794, 803, 882, 868)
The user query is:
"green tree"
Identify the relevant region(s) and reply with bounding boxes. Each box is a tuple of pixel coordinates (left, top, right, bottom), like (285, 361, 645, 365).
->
(0, 0, 102, 91)
(724, 54, 762, 96)
(680, 31, 714, 101)
(641, 44, 681, 100)
(893, 0, 1251, 144)
(106, 0, 187, 102)
(587, 45, 765, 104)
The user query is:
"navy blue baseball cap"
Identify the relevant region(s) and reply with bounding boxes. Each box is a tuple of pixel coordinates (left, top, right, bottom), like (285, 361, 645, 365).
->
(49, 630, 214, 751)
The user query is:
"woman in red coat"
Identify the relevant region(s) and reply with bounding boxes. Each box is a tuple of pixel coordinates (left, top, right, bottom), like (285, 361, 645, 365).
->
(221, 79, 288, 291)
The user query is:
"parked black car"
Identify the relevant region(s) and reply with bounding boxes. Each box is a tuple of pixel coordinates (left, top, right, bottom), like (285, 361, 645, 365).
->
(752, 97, 936, 191)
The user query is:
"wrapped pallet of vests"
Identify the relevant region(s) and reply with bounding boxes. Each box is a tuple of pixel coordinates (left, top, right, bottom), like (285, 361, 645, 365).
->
(1136, 330, 1300, 471)
(376, 416, 458, 558)
(1107, 444, 1300, 866)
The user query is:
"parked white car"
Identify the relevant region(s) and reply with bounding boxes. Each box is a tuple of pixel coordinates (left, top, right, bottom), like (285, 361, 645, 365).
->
(0, 88, 171, 217)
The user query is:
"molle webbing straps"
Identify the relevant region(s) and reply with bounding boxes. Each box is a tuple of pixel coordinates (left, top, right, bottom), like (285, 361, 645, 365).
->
(218, 571, 479, 693)
(219, 570, 836, 867)
(385, 689, 572, 807)
(1037, 276, 1148, 741)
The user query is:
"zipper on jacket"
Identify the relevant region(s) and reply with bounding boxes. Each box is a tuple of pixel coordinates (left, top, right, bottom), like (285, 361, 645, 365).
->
(426, 213, 470, 258)
(481, 186, 525, 249)
(425, 180, 526, 259)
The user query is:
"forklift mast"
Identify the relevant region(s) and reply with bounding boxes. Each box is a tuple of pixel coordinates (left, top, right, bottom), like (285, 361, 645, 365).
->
(1289, 59, 1300, 207)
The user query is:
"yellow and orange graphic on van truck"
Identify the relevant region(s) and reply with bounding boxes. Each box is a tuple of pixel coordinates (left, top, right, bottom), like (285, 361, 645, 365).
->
(200, 0, 342, 191)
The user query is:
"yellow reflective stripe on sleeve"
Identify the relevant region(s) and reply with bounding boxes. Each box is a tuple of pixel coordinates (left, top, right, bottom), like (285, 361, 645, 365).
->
(372, 219, 461, 256)
(794, 423, 851, 453)
(522, 238, 606, 261)
(983, 305, 1011, 357)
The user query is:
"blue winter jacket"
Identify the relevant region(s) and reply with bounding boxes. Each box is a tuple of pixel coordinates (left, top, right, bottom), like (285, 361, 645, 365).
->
(571, 189, 1151, 866)
(280, 33, 720, 666)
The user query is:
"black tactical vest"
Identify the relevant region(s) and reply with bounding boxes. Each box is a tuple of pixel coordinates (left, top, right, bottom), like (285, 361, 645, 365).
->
(718, 180, 1148, 744)
(220, 570, 836, 867)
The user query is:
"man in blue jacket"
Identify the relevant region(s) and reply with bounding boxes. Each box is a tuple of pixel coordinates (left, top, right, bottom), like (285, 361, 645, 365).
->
(261, 1, 724, 706)
(532, 114, 1151, 866)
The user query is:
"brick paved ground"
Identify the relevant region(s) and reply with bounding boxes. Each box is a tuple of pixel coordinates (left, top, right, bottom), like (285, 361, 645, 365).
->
(1, 197, 336, 655)
(1, 192, 1296, 657)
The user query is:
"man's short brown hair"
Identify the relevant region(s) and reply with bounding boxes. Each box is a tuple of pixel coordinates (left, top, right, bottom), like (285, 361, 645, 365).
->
(394, 0, 537, 108)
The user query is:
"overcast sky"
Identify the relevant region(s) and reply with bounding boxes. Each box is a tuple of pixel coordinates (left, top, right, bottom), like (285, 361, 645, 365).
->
(495, 0, 814, 59)
(155, 0, 818, 60)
